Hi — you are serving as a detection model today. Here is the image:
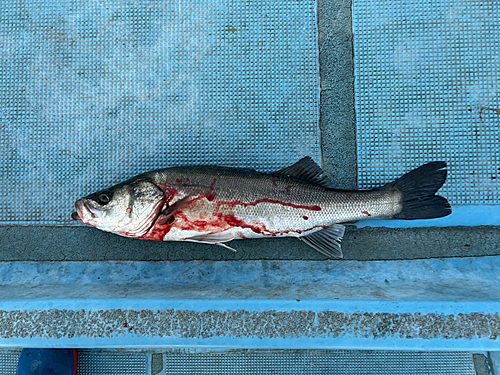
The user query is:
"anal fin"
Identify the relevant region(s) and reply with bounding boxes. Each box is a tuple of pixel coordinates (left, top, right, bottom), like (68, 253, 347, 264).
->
(299, 224, 345, 258)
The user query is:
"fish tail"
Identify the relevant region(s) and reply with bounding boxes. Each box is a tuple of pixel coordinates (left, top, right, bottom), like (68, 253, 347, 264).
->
(386, 161, 451, 220)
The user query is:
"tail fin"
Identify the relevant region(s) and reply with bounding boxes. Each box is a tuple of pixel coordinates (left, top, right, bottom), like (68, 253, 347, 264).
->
(385, 161, 451, 220)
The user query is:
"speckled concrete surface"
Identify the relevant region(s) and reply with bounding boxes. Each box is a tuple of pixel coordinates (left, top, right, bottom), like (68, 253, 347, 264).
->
(0, 309, 498, 343)
(318, 0, 357, 190)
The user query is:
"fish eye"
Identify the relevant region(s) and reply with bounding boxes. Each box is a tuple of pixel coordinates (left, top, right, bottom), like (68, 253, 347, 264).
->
(98, 193, 110, 205)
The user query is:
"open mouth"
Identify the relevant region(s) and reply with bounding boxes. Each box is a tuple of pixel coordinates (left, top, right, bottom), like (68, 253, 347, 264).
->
(73, 200, 103, 224)
(71, 211, 82, 223)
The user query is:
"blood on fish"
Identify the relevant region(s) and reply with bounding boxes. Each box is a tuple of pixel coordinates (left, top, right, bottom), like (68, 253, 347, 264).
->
(223, 214, 263, 234)
(303, 216, 309, 220)
(347, 192, 353, 198)
(139, 223, 172, 241)
(193, 220, 208, 226)
(272, 180, 278, 187)
(206, 179, 217, 201)
(362, 211, 371, 216)
(138, 199, 172, 241)
(176, 179, 183, 185)
(285, 186, 292, 194)
(156, 184, 180, 203)
(225, 199, 321, 211)
(126, 207, 132, 214)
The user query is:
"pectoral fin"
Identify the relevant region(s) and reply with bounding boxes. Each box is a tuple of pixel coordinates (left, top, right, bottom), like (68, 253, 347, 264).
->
(157, 196, 193, 225)
(184, 232, 237, 252)
(299, 224, 346, 258)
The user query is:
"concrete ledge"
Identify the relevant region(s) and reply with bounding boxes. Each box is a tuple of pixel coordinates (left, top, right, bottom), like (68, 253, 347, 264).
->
(2, 226, 499, 261)
(0, 258, 499, 349)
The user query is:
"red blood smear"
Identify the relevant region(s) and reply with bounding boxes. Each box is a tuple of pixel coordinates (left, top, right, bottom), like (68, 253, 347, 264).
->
(227, 199, 321, 211)
(137, 197, 172, 241)
(272, 180, 278, 187)
(157, 185, 180, 203)
(126, 207, 132, 214)
(223, 214, 263, 234)
(176, 179, 183, 185)
(362, 211, 371, 216)
(143, 182, 325, 241)
(123, 323, 128, 327)
(193, 220, 208, 226)
(140, 223, 172, 241)
(206, 179, 217, 201)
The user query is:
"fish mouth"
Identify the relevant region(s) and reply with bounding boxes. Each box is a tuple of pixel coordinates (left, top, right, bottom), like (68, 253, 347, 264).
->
(71, 211, 83, 223)
(73, 200, 103, 224)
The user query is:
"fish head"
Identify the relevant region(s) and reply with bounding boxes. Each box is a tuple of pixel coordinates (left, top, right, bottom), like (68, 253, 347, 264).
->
(72, 179, 165, 238)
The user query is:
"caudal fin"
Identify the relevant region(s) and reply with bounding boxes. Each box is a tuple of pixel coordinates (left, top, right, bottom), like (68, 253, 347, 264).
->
(385, 161, 451, 220)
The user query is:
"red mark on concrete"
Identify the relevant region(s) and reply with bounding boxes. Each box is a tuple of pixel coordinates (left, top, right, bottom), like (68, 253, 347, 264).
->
(303, 216, 309, 220)
(479, 107, 500, 120)
(362, 211, 371, 216)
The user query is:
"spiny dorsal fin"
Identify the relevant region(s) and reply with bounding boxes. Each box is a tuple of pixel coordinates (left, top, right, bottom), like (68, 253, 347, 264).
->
(273, 157, 331, 187)
(299, 224, 345, 258)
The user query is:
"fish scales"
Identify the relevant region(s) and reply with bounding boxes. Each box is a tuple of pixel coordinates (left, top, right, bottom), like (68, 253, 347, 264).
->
(146, 166, 401, 239)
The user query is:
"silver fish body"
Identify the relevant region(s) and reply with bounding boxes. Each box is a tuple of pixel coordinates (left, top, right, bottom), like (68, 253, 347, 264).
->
(72, 157, 451, 257)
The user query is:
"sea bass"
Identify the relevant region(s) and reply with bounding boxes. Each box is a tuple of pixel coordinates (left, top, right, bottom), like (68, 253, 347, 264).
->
(72, 157, 451, 258)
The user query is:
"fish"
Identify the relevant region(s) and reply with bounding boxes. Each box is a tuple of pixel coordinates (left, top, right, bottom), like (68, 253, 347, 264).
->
(72, 157, 451, 258)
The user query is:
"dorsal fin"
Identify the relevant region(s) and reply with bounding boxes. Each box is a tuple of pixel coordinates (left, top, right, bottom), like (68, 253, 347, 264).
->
(273, 157, 331, 187)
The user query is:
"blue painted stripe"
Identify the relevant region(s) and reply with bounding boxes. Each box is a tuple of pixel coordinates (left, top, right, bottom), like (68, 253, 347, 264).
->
(0, 336, 498, 351)
(1, 299, 500, 316)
